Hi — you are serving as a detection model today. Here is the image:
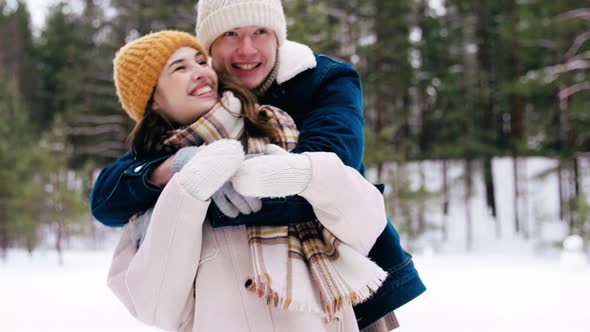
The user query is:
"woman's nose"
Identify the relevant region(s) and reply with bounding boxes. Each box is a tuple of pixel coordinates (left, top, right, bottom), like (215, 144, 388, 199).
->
(191, 68, 203, 81)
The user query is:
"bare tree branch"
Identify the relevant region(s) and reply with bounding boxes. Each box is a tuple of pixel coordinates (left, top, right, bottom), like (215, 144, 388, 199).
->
(565, 31, 590, 59)
(76, 114, 128, 124)
(544, 59, 590, 77)
(75, 142, 126, 155)
(559, 82, 590, 110)
(521, 39, 560, 50)
(558, 8, 590, 21)
(327, 8, 347, 19)
(67, 124, 126, 135)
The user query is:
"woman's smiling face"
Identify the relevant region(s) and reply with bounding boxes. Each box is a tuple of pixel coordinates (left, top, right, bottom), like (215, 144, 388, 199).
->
(153, 47, 219, 125)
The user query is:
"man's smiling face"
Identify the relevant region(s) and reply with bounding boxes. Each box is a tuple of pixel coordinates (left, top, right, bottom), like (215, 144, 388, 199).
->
(210, 25, 278, 90)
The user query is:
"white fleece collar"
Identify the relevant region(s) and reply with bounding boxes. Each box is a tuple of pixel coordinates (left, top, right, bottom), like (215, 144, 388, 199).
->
(277, 40, 317, 84)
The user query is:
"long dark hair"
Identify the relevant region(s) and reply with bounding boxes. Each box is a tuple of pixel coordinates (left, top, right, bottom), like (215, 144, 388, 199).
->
(127, 76, 278, 159)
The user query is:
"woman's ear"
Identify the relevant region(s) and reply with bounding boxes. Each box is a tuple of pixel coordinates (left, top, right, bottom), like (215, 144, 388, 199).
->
(152, 100, 160, 111)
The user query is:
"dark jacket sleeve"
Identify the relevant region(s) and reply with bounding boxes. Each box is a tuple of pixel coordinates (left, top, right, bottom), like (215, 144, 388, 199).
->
(290, 58, 365, 173)
(89, 152, 169, 227)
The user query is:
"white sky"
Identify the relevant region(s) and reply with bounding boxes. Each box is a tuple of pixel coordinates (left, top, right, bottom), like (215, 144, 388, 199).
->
(22, 0, 59, 31)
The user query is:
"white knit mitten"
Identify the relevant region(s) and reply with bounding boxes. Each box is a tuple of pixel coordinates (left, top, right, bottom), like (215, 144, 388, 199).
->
(232, 145, 312, 198)
(177, 139, 244, 201)
(263, 144, 289, 156)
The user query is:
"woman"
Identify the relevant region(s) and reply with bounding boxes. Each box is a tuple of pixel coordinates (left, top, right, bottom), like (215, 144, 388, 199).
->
(91, 2, 424, 329)
(106, 31, 389, 331)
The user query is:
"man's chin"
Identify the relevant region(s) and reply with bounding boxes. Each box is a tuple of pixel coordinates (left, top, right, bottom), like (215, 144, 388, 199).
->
(236, 78, 262, 91)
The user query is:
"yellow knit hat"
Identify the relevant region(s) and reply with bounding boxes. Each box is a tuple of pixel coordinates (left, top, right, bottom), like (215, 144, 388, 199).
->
(113, 30, 208, 122)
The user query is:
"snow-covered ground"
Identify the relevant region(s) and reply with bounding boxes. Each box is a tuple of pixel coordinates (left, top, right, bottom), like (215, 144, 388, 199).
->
(2, 157, 588, 331)
(1, 250, 157, 332)
(395, 251, 590, 332)
(1, 247, 589, 332)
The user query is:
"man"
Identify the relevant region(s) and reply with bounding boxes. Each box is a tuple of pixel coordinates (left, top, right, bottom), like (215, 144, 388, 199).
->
(90, 0, 425, 330)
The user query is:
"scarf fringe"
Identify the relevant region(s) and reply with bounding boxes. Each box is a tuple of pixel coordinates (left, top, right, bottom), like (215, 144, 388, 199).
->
(246, 276, 322, 314)
(322, 269, 388, 323)
(247, 269, 388, 323)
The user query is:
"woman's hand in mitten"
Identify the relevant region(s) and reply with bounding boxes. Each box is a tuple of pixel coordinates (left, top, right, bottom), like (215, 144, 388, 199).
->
(231, 144, 312, 198)
(172, 146, 262, 216)
(176, 139, 244, 201)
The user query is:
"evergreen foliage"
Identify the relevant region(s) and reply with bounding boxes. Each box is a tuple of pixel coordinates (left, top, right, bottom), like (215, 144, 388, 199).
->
(1, 0, 588, 252)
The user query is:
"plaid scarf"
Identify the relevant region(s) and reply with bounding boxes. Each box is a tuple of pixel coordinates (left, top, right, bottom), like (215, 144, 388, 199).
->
(163, 92, 387, 322)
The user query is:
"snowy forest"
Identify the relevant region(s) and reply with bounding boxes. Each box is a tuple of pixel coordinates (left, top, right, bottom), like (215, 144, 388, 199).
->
(2, 1, 590, 331)
(1, 0, 589, 259)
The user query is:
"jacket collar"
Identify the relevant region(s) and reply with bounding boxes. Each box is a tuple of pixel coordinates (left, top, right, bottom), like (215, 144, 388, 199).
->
(277, 40, 317, 84)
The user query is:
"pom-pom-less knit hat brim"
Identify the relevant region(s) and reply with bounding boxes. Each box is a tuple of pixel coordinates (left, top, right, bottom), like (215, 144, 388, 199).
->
(113, 30, 208, 122)
(196, 0, 287, 51)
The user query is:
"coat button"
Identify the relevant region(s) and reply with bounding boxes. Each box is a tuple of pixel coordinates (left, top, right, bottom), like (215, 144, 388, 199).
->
(134, 165, 144, 173)
(244, 279, 252, 288)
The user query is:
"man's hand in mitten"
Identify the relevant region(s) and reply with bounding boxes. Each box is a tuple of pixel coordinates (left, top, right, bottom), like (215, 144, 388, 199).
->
(232, 144, 312, 198)
(211, 182, 262, 218)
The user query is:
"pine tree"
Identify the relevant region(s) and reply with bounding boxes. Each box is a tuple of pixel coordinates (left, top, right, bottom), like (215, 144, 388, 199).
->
(37, 115, 89, 264)
(0, 77, 42, 257)
(512, 1, 588, 233)
(110, 0, 196, 40)
(361, 0, 414, 180)
(34, 2, 78, 128)
(0, 1, 39, 125)
(35, 1, 129, 167)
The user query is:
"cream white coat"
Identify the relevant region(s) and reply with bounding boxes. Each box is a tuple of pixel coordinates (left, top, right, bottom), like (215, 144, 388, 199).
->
(107, 152, 388, 332)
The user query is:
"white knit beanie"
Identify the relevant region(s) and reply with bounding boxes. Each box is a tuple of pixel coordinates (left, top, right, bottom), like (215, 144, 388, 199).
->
(196, 0, 287, 51)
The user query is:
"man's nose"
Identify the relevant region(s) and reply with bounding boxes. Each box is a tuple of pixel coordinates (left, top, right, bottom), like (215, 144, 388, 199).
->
(236, 37, 257, 56)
